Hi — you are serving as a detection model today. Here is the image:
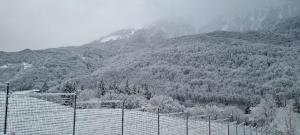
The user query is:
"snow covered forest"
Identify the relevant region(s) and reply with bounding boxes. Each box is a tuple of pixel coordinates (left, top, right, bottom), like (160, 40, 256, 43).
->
(0, 0, 300, 134)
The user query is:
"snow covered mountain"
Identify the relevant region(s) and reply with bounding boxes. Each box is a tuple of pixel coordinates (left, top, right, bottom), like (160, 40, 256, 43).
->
(99, 29, 136, 43)
(0, 16, 299, 108)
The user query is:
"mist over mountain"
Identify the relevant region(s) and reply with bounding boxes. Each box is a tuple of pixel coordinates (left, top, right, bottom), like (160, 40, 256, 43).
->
(201, 0, 300, 32)
(2, 0, 300, 52)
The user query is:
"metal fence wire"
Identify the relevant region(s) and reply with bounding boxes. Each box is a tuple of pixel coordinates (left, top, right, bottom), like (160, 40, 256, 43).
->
(0, 83, 284, 135)
(1, 92, 75, 135)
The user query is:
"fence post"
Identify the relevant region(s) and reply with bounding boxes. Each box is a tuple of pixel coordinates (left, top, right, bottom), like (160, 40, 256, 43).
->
(264, 128, 267, 135)
(243, 123, 245, 135)
(158, 108, 160, 135)
(4, 83, 9, 134)
(208, 116, 211, 135)
(186, 113, 189, 135)
(122, 101, 125, 135)
(235, 123, 238, 135)
(227, 119, 230, 135)
(255, 126, 258, 135)
(72, 94, 77, 135)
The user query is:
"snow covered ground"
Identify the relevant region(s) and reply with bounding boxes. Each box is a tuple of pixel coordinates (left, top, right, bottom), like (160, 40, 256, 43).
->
(0, 93, 262, 135)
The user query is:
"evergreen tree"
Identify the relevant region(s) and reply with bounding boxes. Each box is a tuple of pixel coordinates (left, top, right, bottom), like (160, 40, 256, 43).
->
(132, 85, 137, 95)
(96, 80, 106, 98)
(63, 81, 76, 93)
(41, 82, 49, 93)
(124, 80, 131, 95)
(245, 106, 251, 114)
(142, 84, 152, 100)
(80, 85, 84, 91)
(62, 82, 76, 106)
(275, 95, 283, 107)
(111, 80, 121, 94)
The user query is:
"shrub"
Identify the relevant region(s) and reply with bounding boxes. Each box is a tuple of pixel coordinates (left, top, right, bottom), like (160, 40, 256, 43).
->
(101, 93, 146, 109)
(101, 93, 124, 101)
(78, 89, 97, 101)
(149, 95, 185, 113)
(222, 106, 246, 122)
(187, 105, 246, 122)
(124, 95, 147, 109)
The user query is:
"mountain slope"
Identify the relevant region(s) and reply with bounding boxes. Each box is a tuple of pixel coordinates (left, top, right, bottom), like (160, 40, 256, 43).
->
(0, 46, 106, 90)
(86, 30, 300, 105)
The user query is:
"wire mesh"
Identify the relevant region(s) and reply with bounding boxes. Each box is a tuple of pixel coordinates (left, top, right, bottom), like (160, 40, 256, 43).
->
(210, 119, 228, 135)
(124, 109, 158, 135)
(160, 112, 186, 135)
(188, 115, 210, 135)
(3, 92, 75, 135)
(0, 90, 285, 135)
(76, 108, 122, 135)
(0, 92, 6, 134)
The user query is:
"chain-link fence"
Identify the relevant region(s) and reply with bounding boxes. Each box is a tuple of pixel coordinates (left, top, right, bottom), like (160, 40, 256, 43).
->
(0, 84, 76, 135)
(0, 83, 284, 135)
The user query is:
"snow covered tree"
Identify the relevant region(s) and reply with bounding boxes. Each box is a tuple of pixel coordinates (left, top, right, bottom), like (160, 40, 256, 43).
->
(96, 80, 106, 98)
(40, 82, 49, 93)
(204, 105, 223, 120)
(132, 85, 137, 95)
(251, 94, 277, 126)
(124, 80, 131, 95)
(142, 84, 152, 100)
(62, 82, 77, 106)
(110, 80, 121, 94)
(294, 97, 300, 113)
(62, 81, 76, 93)
(149, 95, 184, 113)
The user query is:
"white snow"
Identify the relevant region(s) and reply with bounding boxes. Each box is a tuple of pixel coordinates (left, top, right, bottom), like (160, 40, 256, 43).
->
(101, 35, 121, 43)
(129, 30, 135, 35)
(0, 65, 8, 69)
(101, 30, 136, 43)
(0, 63, 32, 69)
(22, 62, 32, 70)
(13, 90, 40, 94)
(0, 92, 267, 135)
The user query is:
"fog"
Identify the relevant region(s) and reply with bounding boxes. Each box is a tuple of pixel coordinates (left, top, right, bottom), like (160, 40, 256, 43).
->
(0, 0, 299, 52)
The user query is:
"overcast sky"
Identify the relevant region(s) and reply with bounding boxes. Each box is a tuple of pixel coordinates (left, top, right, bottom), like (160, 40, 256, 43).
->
(0, 0, 297, 52)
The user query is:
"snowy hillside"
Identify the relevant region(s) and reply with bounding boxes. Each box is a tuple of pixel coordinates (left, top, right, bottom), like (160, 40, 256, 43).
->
(0, 17, 299, 107)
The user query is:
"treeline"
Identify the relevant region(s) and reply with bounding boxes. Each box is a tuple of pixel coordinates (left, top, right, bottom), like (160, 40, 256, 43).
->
(56, 80, 153, 100)
(93, 80, 152, 100)
(42, 78, 300, 112)
(172, 93, 260, 107)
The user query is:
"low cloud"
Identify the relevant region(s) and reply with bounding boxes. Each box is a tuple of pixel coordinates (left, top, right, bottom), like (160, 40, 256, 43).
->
(0, 0, 299, 52)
